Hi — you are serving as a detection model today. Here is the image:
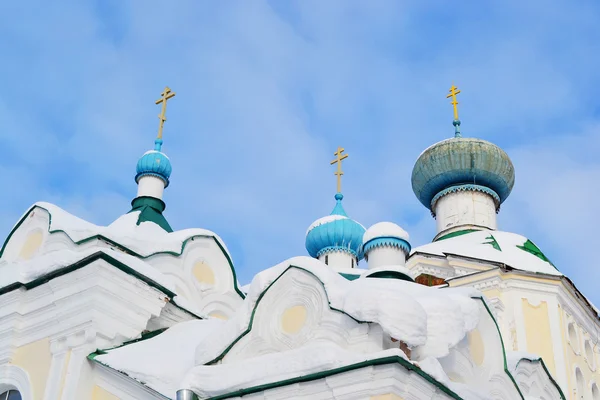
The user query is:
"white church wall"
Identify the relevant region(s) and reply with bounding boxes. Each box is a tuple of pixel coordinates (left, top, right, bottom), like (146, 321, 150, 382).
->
(220, 268, 384, 364)
(146, 237, 244, 320)
(136, 175, 165, 200)
(318, 251, 356, 270)
(366, 246, 406, 270)
(437, 299, 521, 399)
(0, 259, 186, 400)
(0, 204, 244, 322)
(439, 256, 600, 399)
(220, 362, 460, 400)
(434, 191, 497, 237)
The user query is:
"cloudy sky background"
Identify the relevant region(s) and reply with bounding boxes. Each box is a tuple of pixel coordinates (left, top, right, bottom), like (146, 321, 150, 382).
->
(1, 1, 599, 302)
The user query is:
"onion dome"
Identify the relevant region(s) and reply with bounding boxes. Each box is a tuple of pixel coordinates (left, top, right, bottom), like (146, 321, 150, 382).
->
(362, 222, 411, 259)
(305, 193, 366, 260)
(135, 139, 172, 188)
(411, 137, 515, 214)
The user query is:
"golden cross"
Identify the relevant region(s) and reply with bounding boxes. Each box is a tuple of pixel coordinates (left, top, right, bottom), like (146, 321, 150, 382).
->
(330, 147, 349, 193)
(155, 86, 176, 140)
(446, 84, 461, 121)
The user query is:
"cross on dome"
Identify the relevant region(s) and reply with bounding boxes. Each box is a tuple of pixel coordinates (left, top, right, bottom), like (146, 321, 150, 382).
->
(446, 84, 462, 138)
(155, 86, 176, 146)
(330, 146, 348, 194)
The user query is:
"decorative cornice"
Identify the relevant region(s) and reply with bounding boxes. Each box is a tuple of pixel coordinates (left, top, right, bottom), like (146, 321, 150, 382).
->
(0, 203, 246, 300)
(363, 237, 411, 257)
(430, 184, 501, 217)
(135, 171, 170, 188)
(316, 245, 359, 260)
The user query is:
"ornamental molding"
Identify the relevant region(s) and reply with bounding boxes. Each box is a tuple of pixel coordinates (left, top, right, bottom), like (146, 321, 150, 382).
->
(0, 260, 186, 359)
(317, 245, 359, 260)
(0, 364, 33, 400)
(430, 184, 502, 216)
(363, 237, 411, 258)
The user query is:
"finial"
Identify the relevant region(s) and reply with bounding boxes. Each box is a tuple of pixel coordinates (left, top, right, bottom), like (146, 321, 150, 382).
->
(330, 147, 348, 194)
(446, 84, 462, 138)
(155, 86, 176, 150)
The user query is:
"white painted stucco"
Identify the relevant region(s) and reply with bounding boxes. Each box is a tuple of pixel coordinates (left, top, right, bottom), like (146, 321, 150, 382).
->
(366, 246, 406, 269)
(136, 175, 166, 200)
(434, 190, 497, 236)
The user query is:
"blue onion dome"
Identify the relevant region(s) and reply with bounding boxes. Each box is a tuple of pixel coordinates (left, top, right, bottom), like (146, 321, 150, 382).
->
(135, 139, 172, 188)
(411, 137, 515, 214)
(362, 221, 411, 259)
(305, 193, 366, 260)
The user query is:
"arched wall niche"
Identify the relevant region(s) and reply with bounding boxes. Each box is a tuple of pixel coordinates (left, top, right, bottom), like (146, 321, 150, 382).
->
(0, 365, 32, 400)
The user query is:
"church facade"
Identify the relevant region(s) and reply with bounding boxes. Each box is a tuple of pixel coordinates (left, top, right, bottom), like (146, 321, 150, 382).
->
(0, 86, 597, 400)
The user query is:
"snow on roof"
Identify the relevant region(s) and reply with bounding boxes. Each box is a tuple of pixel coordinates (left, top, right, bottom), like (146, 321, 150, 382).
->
(28, 202, 232, 258)
(0, 247, 176, 295)
(142, 150, 171, 160)
(184, 344, 411, 399)
(94, 319, 223, 398)
(411, 230, 561, 276)
(363, 221, 410, 243)
(186, 256, 480, 394)
(306, 214, 348, 234)
(194, 256, 480, 360)
(91, 256, 485, 399)
(505, 351, 545, 374)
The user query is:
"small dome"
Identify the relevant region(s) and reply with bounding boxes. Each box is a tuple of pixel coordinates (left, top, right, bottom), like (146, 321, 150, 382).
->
(305, 193, 366, 260)
(411, 137, 515, 211)
(362, 222, 411, 256)
(135, 139, 172, 187)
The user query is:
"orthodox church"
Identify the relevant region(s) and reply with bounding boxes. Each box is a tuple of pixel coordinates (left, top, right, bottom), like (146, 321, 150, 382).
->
(0, 85, 597, 400)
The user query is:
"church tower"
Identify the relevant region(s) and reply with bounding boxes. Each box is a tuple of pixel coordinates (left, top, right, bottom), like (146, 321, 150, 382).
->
(411, 85, 515, 239)
(131, 86, 176, 232)
(305, 147, 365, 270)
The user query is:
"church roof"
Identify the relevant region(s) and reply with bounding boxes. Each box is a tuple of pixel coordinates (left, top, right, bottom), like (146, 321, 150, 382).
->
(411, 230, 560, 276)
(91, 256, 494, 399)
(0, 202, 246, 300)
(2, 201, 232, 261)
(128, 196, 173, 233)
(411, 138, 515, 212)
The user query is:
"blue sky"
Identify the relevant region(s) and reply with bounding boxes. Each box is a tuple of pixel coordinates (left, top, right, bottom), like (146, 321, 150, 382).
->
(1, 1, 600, 303)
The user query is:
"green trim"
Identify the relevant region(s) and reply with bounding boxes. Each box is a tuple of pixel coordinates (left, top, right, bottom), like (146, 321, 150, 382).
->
(339, 272, 360, 281)
(512, 357, 566, 400)
(129, 196, 173, 233)
(89, 328, 169, 360)
(482, 235, 502, 251)
(205, 265, 368, 366)
(0, 250, 176, 298)
(206, 355, 463, 400)
(475, 296, 525, 399)
(435, 229, 479, 241)
(516, 239, 559, 271)
(0, 204, 246, 300)
(365, 270, 414, 282)
(0, 248, 203, 320)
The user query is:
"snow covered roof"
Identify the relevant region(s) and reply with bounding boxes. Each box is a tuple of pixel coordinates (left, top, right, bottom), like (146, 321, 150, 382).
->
(92, 256, 491, 399)
(363, 221, 410, 243)
(411, 230, 560, 276)
(92, 319, 223, 398)
(0, 247, 175, 294)
(6, 202, 233, 259)
(0, 246, 204, 317)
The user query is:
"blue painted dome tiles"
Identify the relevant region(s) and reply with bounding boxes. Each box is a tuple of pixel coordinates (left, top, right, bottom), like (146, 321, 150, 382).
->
(305, 194, 366, 260)
(135, 139, 172, 187)
(411, 137, 515, 210)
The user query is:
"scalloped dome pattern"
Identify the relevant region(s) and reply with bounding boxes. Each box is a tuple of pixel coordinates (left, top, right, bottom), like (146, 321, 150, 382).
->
(411, 137, 515, 210)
